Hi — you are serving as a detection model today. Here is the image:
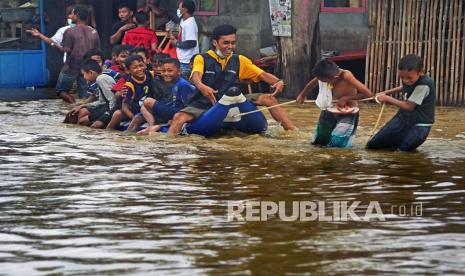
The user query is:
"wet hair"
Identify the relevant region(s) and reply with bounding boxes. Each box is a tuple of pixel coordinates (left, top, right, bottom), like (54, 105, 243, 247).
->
(81, 59, 102, 74)
(118, 3, 133, 12)
(72, 6, 88, 21)
(131, 47, 149, 58)
(151, 53, 170, 63)
(162, 58, 181, 69)
(83, 48, 105, 62)
(212, 24, 237, 41)
(398, 54, 424, 72)
(312, 59, 340, 79)
(181, 0, 196, 15)
(116, 44, 134, 55)
(135, 11, 149, 25)
(125, 54, 144, 69)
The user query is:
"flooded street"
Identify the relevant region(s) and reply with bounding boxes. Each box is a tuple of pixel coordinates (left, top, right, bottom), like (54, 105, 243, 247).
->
(1, 99, 465, 275)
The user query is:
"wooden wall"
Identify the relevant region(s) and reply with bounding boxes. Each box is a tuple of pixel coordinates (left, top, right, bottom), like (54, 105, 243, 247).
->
(366, 0, 465, 106)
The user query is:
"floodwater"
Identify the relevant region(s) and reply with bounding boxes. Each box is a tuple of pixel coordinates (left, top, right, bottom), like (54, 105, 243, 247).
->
(1, 99, 465, 275)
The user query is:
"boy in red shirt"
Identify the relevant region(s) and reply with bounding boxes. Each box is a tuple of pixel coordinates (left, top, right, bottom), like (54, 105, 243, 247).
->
(122, 11, 158, 59)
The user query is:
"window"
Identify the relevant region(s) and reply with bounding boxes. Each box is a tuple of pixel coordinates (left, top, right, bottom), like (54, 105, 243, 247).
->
(321, 0, 366, 12)
(194, 0, 219, 16)
(0, 1, 42, 50)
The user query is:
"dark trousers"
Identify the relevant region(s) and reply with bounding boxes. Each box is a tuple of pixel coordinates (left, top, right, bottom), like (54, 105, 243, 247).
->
(367, 113, 431, 152)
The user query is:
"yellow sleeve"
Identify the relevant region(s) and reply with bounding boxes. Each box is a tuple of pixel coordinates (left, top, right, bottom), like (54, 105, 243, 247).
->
(238, 55, 264, 83)
(191, 54, 205, 79)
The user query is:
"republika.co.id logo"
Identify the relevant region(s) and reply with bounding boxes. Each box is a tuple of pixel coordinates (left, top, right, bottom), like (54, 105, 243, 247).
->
(227, 201, 424, 222)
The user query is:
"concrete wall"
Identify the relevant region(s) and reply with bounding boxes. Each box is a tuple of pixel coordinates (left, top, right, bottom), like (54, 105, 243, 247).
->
(319, 11, 368, 52)
(193, 0, 275, 59)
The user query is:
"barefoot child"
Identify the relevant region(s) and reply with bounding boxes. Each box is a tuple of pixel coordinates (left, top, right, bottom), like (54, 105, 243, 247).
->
(367, 54, 435, 151)
(72, 59, 116, 128)
(138, 58, 195, 135)
(296, 59, 373, 148)
(108, 55, 155, 131)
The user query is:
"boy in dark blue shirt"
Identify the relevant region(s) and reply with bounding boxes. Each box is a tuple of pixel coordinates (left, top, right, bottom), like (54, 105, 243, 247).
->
(367, 54, 435, 151)
(107, 55, 155, 131)
(138, 58, 195, 135)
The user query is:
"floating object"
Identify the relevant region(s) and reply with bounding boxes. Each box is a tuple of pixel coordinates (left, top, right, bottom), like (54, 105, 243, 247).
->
(180, 87, 268, 137)
(326, 106, 360, 114)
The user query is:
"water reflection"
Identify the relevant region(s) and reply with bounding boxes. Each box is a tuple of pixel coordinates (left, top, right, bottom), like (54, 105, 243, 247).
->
(0, 100, 465, 274)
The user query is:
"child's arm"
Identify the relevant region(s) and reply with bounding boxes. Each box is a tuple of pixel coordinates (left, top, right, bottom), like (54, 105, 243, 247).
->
(296, 77, 318, 104)
(376, 94, 416, 111)
(379, 86, 403, 95)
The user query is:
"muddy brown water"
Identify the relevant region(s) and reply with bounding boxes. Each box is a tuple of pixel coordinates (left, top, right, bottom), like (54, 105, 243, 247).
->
(1, 100, 465, 275)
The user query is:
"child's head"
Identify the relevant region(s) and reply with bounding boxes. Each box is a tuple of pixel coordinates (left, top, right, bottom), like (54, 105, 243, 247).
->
(134, 11, 149, 27)
(131, 47, 150, 65)
(116, 45, 134, 69)
(83, 48, 105, 68)
(81, 59, 102, 82)
(398, 54, 424, 85)
(151, 53, 170, 76)
(161, 58, 181, 83)
(111, 44, 122, 64)
(312, 59, 341, 83)
(125, 54, 147, 79)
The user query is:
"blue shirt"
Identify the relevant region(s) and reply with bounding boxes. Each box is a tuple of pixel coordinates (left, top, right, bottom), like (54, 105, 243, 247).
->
(167, 77, 195, 109)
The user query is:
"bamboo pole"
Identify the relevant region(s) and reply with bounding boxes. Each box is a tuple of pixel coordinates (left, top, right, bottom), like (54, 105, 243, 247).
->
(444, 0, 453, 105)
(374, 0, 383, 92)
(385, 0, 395, 91)
(391, 0, 400, 88)
(451, 1, 463, 105)
(417, 0, 426, 55)
(406, 0, 413, 55)
(449, 0, 458, 105)
(435, 0, 445, 105)
(377, 0, 387, 93)
(430, 0, 439, 82)
(459, 1, 465, 105)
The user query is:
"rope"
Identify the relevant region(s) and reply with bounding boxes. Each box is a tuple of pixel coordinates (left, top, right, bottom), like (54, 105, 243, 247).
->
(233, 97, 376, 118)
(370, 101, 386, 138)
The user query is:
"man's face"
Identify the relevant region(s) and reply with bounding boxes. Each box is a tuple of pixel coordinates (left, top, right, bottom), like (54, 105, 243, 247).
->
(399, 69, 421, 86)
(70, 9, 78, 23)
(118, 7, 133, 22)
(213, 34, 236, 57)
(128, 60, 147, 79)
(161, 63, 180, 83)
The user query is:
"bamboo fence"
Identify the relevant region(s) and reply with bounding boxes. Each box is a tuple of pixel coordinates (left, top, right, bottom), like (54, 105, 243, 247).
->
(365, 0, 465, 106)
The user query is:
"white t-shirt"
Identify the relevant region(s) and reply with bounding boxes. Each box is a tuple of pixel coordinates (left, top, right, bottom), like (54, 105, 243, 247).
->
(176, 17, 199, 64)
(51, 25, 73, 62)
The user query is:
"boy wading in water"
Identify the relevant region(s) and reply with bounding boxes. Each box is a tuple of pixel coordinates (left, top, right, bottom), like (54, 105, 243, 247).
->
(367, 54, 435, 152)
(296, 59, 373, 148)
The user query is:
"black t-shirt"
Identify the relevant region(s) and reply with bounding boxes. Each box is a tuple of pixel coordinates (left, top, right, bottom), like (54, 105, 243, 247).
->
(399, 75, 436, 125)
(111, 21, 126, 45)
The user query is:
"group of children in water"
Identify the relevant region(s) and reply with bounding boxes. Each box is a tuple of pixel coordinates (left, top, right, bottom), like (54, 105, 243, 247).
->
(64, 38, 434, 152)
(65, 44, 196, 136)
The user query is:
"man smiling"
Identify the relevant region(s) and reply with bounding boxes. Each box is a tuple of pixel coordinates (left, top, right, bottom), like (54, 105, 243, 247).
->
(167, 24, 296, 136)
